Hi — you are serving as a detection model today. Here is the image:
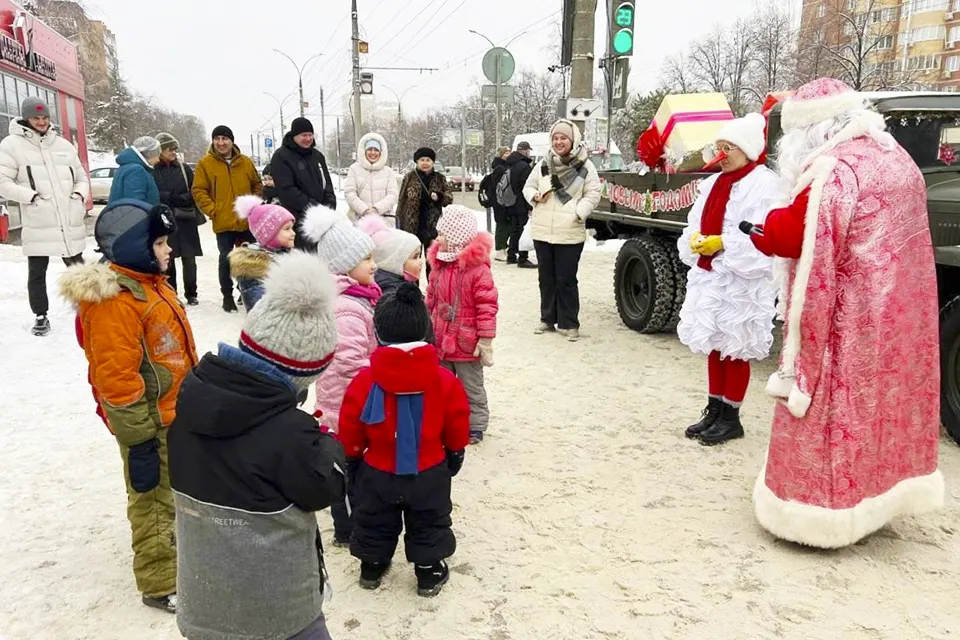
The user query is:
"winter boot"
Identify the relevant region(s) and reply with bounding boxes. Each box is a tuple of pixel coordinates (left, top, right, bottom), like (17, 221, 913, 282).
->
(237, 295, 244, 307)
(31, 315, 51, 337)
(533, 322, 555, 335)
(517, 259, 537, 269)
(332, 535, 350, 548)
(699, 403, 745, 446)
(359, 561, 391, 590)
(494, 249, 507, 262)
(142, 593, 177, 614)
(469, 430, 484, 444)
(222, 294, 238, 313)
(186, 296, 199, 306)
(415, 560, 450, 597)
(685, 397, 723, 439)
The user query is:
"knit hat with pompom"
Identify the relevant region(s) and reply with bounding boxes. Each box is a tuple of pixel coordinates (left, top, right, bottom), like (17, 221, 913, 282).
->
(374, 281, 433, 345)
(356, 214, 421, 276)
(235, 195, 295, 250)
(301, 204, 375, 274)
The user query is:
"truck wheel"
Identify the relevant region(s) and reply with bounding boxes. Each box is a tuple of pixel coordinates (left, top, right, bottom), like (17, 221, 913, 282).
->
(614, 236, 676, 333)
(941, 296, 960, 445)
(656, 237, 687, 332)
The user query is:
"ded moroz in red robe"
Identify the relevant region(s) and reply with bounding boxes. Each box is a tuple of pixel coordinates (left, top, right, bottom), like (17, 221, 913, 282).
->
(750, 81, 944, 548)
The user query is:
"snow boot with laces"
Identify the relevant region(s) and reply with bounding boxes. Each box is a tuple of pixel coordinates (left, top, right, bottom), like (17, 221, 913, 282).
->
(359, 561, 390, 590)
(685, 397, 723, 439)
(416, 560, 450, 597)
(699, 402, 745, 446)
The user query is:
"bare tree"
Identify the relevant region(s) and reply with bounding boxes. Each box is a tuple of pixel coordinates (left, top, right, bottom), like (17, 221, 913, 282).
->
(747, 0, 797, 102)
(661, 52, 697, 93)
(724, 18, 755, 114)
(817, 0, 909, 91)
(689, 25, 727, 94)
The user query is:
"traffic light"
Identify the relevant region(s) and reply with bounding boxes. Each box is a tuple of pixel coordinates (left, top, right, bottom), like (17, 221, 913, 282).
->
(610, 0, 635, 57)
(359, 72, 374, 95)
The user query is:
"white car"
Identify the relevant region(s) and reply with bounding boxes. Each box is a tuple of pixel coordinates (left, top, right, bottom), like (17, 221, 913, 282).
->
(89, 167, 116, 203)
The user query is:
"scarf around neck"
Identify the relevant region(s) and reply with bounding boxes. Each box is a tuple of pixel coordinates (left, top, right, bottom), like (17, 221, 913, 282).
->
(697, 162, 758, 271)
(343, 281, 383, 305)
(360, 383, 424, 475)
(546, 144, 590, 205)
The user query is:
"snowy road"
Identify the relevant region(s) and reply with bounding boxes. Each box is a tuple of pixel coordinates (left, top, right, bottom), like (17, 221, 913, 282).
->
(1, 208, 959, 639)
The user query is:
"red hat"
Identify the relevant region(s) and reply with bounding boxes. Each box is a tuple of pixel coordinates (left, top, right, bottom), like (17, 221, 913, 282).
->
(781, 78, 864, 133)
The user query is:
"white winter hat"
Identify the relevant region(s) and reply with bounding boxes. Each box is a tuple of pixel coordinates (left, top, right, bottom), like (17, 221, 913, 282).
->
(714, 113, 766, 161)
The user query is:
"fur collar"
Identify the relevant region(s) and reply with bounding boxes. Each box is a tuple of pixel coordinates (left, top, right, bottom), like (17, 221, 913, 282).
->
(427, 232, 494, 269)
(59, 262, 123, 304)
(356, 132, 388, 171)
(228, 245, 274, 279)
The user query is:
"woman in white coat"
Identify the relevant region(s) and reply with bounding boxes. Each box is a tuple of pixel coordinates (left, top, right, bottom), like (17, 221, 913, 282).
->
(677, 113, 780, 446)
(0, 97, 89, 336)
(343, 132, 398, 223)
(522, 119, 602, 342)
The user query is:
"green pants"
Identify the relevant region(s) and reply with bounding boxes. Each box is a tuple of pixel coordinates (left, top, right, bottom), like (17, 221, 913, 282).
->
(493, 207, 510, 251)
(118, 428, 177, 598)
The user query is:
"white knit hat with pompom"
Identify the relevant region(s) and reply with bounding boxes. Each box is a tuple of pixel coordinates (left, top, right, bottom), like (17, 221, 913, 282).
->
(301, 204, 375, 275)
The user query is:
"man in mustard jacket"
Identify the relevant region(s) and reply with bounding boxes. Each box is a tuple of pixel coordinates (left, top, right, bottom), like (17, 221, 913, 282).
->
(192, 125, 263, 312)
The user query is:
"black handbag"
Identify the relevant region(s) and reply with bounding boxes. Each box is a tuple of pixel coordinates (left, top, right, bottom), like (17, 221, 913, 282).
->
(176, 161, 206, 226)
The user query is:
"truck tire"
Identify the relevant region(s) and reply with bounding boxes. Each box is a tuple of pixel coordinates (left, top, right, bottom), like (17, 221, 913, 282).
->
(656, 236, 687, 332)
(614, 236, 676, 333)
(940, 295, 960, 445)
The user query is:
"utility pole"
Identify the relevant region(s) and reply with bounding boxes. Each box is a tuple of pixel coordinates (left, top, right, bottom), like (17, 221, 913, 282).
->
(569, 0, 598, 134)
(336, 117, 342, 171)
(460, 106, 467, 195)
(256, 132, 261, 164)
(320, 86, 327, 157)
(250, 133, 255, 160)
(351, 0, 362, 142)
(495, 53, 502, 152)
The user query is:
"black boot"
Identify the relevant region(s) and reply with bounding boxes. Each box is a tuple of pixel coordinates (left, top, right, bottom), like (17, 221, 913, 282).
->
(699, 402, 745, 446)
(142, 593, 177, 613)
(222, 294, 238, 313)
(359, 561, 390, 590)
(685, 397, 722, 439)
(415, 560, 450, 597)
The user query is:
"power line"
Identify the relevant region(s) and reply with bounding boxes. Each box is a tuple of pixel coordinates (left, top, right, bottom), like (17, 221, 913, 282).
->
(368, 0, 448, 63)
(364, 0, 430, 49)
(392, 0, 470, 57)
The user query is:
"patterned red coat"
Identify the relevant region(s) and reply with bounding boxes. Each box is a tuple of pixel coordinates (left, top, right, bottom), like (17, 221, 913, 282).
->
(752, 116, 944, 548)
(426, 233, 498, 362)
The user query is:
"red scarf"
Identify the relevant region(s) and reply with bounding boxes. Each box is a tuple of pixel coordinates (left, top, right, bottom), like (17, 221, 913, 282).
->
(697, 162, 758, 271)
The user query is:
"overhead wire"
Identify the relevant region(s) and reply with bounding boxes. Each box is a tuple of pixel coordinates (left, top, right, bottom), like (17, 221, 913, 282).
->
(394, 0, 471, 58)
(366, 0, 448, 63)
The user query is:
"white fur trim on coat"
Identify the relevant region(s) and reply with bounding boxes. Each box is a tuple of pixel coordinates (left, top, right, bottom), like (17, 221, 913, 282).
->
(782, 91, 866, 132)
(765, 371, 812, 419)
(753, 467, 945, 549)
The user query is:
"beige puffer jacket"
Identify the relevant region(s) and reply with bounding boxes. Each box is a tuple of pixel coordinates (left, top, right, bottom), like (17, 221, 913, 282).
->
(344, 132, 398, 219)
(0, 119, 89, 257)
(522, 126, 601, 245)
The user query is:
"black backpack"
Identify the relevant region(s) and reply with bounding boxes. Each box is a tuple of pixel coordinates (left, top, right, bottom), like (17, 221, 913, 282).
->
(495, 167, 516, 208)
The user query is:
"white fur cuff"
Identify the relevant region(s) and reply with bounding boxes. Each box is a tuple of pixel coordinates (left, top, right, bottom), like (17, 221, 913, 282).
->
(787, 385, 812, 418)
(766, 371, 793, 399)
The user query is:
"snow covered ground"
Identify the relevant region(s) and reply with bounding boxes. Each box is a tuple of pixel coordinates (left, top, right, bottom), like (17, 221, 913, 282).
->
(2, 202, 960, 639)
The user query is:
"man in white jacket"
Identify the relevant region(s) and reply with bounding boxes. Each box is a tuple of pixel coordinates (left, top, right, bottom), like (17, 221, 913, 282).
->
(676, 113, 780, 445)
(0, 97, 89, 336)
(343, 133, 398, 224)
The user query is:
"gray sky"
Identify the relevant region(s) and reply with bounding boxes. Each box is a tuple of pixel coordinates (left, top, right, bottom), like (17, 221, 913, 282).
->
(83, 0, 777, 155)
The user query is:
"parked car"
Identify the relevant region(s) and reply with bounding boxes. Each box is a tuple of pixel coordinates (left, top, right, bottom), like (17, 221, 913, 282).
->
(89, 167, 116, 203)
(445, 166, 474, 191)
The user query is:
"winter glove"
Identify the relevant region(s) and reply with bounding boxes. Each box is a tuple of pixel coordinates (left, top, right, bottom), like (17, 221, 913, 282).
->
(692, 234, 723, 256)
(473, 338, 494, 367)
(127, 438, 161, 493)
(446, 449, 465, 477)
(688, 231, 702, 253)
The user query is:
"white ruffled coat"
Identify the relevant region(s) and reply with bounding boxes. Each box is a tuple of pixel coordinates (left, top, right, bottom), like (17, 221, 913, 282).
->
(676, 166, 781, 361)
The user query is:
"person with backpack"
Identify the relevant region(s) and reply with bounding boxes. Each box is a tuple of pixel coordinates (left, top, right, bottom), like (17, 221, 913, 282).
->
(499, 141, 536, 269)
(477, 148, 510, 261)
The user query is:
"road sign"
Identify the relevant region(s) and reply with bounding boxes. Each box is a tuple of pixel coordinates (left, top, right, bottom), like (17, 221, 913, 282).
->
(481, 84, 515, 105)
(465, 129, 484, 147)
(264, 138, 273, 148)
(559, 98, 604, 120)
(442, 129, 460, 146)
(482, 47, 515, 84)
(612, 58, 629, 109)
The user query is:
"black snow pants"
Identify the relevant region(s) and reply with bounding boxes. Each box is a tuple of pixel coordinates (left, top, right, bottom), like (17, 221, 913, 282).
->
(350, 462, 455, 566)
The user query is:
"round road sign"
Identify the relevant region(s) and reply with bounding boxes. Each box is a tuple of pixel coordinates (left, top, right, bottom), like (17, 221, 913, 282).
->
(482, 47, 515, 84)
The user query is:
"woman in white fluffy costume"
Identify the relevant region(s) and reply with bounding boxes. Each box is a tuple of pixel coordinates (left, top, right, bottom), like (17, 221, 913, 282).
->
(749, 78, 943, 548)
(677, 113, 781, 446)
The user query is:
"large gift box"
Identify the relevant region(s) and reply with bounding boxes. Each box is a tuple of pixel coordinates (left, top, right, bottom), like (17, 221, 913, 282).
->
(647, 93, 734, 172)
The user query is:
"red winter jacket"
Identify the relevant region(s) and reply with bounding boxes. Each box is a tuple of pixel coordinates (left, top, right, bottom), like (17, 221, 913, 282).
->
(426, 233, 499, 362)
(74, 314, 110, 429)
(338, 343, 471, 473)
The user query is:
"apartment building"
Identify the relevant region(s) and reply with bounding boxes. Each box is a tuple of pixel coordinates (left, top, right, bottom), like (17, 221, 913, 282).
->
(799, 0, 960, 90)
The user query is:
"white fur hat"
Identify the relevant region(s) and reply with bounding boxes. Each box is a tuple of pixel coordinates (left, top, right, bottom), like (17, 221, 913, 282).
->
(714, 113, 767, 162)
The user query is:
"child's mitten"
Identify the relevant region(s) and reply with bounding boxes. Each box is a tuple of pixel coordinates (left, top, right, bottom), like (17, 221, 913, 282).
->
(474, 338, 494, 367)
(446, 449, 465, 477)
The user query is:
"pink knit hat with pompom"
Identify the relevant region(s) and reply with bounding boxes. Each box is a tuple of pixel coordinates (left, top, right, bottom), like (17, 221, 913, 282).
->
(235, 195, 295, 249)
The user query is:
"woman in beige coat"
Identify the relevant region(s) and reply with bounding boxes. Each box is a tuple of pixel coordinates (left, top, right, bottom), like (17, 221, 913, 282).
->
(343, 132, 398, 223)
(522, 119, 601, 342)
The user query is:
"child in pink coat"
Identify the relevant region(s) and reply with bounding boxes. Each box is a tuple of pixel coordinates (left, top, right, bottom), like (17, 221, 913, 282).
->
(302, 203, 379, 546)
(427, 204, 499, 444)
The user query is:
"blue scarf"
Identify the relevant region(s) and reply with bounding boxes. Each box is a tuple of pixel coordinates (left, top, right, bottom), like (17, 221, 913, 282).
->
(360, 383, 424, 475)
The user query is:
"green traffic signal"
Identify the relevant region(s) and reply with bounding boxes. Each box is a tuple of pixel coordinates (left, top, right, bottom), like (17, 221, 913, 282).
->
(613, 29, 633, 55)
(615, 7, 633, 27)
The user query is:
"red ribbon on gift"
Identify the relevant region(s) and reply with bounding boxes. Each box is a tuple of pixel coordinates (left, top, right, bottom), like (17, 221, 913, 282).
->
(636, 110, 734, 172)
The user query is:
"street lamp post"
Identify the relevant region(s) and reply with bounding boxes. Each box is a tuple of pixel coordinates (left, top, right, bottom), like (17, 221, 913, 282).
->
(263, 91, 296, 136)
(274, 49, 325, 145)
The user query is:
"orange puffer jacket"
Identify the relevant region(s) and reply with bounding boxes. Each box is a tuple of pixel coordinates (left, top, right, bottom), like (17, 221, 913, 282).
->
(60, 262, 199, 446)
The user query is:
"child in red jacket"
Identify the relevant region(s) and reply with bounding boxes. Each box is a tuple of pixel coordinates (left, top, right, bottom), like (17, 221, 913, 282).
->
(338, 282, 471, 597)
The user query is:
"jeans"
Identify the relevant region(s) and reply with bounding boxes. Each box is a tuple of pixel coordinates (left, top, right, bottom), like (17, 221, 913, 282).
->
(28, 254, 84, 316)
(166, 255, 197, 298)
(493, 207, 510, 251)
(507, 212, 529, 263)
(216, 230, 255, 296)
(534, 241, 584, 330)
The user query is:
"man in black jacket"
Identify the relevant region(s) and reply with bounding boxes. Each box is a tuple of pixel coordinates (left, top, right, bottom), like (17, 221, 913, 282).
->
(270, 117, 337, 249)
(169, 250, 344, 640)
(478, 147, 510, 261)
(503, 141, 536, 268)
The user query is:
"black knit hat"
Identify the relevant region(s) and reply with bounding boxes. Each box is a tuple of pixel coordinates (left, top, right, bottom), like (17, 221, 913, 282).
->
(374, 282, 432, 345)
(212, 125, 234, 142)
(413, 147, 436, 162)
(290, 117, 314, 137)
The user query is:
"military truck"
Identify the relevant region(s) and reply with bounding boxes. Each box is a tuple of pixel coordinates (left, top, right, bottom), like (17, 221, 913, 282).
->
(588, 92, 960, 444)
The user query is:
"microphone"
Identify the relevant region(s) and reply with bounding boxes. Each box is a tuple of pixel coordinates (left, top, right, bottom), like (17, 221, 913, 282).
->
(739, 220, 764, 236)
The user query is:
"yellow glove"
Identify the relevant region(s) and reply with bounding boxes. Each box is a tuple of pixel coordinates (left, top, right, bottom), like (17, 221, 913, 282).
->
(693, 234, 723, 256)
(689, 231, 702, 253)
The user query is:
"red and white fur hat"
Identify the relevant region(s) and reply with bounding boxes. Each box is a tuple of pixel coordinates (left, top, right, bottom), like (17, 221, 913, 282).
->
(781, 78, 865, 133)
